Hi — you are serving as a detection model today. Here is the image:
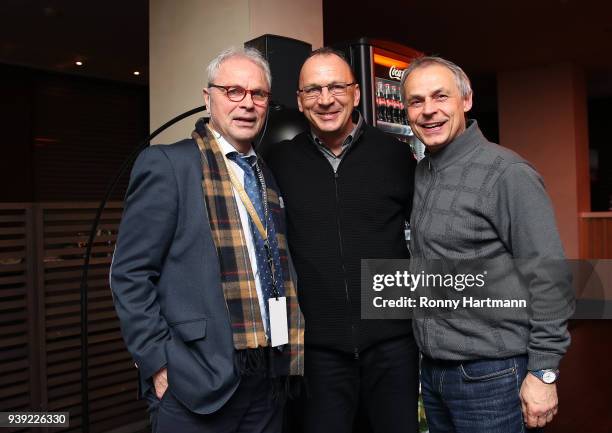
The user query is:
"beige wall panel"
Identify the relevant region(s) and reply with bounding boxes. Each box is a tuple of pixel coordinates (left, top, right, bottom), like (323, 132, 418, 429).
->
(249, 0, 323, 49)
(150, 0, 250, 144)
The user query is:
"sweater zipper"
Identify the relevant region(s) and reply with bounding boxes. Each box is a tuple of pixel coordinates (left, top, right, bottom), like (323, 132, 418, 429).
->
(415, 156, 435, 358)
(414, 157, 436, 254)
(312, 131, 361, 360)
(333, 169, 359, 360)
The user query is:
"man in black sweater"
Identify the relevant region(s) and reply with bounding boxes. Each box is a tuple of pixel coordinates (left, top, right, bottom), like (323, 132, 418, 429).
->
(262, 48, 419, 433)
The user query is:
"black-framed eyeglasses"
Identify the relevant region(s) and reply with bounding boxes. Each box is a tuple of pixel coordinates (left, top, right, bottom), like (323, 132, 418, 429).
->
(298, 82, 356, 99)
(208, 84, 271, 105)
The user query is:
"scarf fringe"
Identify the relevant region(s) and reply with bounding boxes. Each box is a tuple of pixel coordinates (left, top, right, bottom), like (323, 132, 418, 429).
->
(271, 375, 305, 402)
(236, 348, 305, 401)
(237, 347, 267, 376)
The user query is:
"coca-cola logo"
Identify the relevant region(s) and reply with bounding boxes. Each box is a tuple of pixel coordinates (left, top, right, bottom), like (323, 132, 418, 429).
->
(389, 66, 404, 81)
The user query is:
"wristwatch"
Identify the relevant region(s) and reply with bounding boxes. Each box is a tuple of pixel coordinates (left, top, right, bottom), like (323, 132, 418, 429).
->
(529, 369, 559, 384)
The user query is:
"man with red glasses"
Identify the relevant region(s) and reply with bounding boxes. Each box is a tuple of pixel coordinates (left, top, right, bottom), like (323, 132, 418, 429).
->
(262, 47, 419, 433)
(110, 47, 304, 433)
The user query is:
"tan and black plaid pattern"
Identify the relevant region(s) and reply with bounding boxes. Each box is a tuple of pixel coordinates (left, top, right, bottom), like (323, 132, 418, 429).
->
(192, 123, 304, 376)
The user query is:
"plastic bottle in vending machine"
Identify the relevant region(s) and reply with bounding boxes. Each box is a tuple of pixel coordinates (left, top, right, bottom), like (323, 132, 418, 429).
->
(376, 81, 385, 122)
(392, 86, 401, 124)
(389, 86, 396, 124)
(383, 83, 392, 123)
(397, 87, 408, 125)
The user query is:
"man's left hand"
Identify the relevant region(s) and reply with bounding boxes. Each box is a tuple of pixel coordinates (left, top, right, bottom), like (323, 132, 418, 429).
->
(519, 373, 558, 428)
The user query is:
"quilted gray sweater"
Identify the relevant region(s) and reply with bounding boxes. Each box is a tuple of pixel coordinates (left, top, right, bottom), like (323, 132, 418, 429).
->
(410, 120, 574, 370)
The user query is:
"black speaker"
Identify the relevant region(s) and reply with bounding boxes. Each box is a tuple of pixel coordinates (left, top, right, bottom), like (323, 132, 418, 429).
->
(245, 34, 312, 110)
(256, 105, 309, 153)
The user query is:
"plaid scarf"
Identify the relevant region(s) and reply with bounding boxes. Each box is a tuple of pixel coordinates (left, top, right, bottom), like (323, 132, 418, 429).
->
(192, 119, 304, 378)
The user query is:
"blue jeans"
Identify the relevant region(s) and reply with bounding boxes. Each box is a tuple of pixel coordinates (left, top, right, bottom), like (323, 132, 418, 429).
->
(421, 355, 543, 433)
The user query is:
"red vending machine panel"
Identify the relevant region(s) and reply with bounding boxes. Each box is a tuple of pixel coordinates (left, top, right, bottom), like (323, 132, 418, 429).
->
(336, 39, 426, 160)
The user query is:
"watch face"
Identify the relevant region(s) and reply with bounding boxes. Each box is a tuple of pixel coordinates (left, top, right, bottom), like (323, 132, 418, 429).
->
(542, 370, 557, 383)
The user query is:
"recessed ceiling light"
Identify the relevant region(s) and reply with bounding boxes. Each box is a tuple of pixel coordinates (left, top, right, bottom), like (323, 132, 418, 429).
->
(43, 7, 57, 17)
(133, 71, 140, 76)
(75, 61, 83, 66)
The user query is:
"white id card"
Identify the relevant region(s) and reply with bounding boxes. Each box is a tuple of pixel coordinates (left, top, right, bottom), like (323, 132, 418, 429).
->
(268, 296, 288, 347)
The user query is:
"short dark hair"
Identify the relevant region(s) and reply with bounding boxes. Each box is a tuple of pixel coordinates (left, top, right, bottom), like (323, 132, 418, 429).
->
(307, 47, 350, 63)
(299, 46, 357, 85)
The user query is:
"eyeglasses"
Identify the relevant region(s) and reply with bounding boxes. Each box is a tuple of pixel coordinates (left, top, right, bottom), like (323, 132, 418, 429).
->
(208, 84, 271, 105)
(298, 82, 357, 99)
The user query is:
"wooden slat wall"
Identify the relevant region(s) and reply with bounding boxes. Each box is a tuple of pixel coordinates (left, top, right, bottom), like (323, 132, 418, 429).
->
(0, 202, 149, 433)
(579, 212, 612, 259)
(39, 202, 148, 433)
(0, 204, 37, 433)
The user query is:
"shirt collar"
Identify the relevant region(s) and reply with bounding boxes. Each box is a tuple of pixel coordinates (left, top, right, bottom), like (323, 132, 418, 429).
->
(311, 111, 364, 152)
(209, 126, 257, 159)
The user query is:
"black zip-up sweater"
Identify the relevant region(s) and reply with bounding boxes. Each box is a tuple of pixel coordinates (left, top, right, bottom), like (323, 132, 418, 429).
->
(263, 123, 417, 354)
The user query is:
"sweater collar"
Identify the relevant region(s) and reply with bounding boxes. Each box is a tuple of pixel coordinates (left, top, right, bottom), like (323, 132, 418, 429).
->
(425, 120, 486, 171)
(307, 110, 365, 150)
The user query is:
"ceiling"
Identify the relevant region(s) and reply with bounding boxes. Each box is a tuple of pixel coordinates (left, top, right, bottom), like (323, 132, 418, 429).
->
(324, 0, 612, 98)
(1, 0, 611, 96)
(0, 0, 148, 84)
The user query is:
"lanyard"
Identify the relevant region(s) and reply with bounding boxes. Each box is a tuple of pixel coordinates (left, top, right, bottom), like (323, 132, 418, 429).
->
(224, 157, 268, 240)
(207, 125, 270, 239)
(225, 159, 280, 298)
(211, 133, 281, 298)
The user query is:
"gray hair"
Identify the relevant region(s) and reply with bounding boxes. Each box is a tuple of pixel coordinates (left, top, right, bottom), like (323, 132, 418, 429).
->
(206, 47, 272, 89)
(400, 56, 472, 99)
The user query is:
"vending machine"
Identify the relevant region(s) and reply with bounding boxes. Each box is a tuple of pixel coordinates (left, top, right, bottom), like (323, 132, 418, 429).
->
(335, 38, 426, 161)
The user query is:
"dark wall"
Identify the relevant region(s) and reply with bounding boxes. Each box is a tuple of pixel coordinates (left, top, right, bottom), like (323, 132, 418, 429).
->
(467, 72, 499, 144)
(0, 64, 148, 202)
(0, 65, 35, 201)
(588, 97, 612, 211)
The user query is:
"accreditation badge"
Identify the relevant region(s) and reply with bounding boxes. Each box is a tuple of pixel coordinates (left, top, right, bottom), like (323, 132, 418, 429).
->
(269, 296, 288, 347)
